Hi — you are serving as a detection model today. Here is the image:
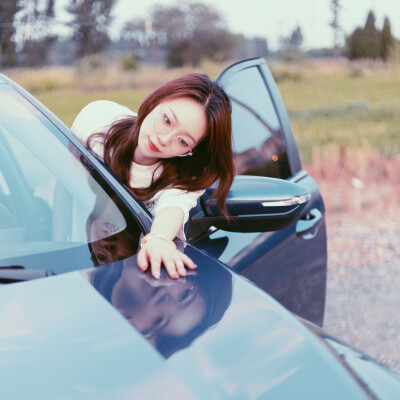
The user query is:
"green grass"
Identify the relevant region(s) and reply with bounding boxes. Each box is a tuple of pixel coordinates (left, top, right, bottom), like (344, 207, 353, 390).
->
(276, 67, 400, 162)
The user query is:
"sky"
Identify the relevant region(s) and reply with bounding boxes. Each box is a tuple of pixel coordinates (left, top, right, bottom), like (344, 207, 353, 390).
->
(109, 0, 400, 50)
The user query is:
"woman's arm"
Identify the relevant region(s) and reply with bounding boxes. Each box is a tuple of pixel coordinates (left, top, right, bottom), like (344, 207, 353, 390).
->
(137, 206, 197, 279)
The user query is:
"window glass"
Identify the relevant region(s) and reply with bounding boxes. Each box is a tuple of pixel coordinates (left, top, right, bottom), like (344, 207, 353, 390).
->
(0, 87, 141, 274)
(223, 67, 291, 179)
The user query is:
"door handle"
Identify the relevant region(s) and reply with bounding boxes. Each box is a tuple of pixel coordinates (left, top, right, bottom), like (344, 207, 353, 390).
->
(296, 208, 323, 239)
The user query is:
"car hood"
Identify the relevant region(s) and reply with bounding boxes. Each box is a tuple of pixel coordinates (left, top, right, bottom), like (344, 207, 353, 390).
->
(0, 245, 398, 399)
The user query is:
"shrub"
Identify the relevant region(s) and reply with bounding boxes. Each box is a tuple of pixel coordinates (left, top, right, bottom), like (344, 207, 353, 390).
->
(120, 53, 140, 71)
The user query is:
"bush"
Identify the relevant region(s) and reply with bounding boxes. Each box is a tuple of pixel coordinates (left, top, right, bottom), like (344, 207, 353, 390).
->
(77, 54, 106, 70)
(120, 53, 140, 71)
(269, 65, 304, 82)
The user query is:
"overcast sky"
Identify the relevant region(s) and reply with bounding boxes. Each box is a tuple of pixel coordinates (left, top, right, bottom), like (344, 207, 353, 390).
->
(110, 0, 400, 50)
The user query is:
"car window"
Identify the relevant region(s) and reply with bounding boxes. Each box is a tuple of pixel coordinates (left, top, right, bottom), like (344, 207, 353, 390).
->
(0, 87, 142, 274)
(222, 66, 291, 179)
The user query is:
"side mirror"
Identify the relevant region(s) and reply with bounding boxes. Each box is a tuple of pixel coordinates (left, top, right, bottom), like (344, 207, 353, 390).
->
(192, 175, 310, 233)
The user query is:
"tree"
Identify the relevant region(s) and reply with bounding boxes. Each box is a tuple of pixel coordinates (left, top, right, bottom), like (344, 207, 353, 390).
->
(0, 0, 23, 66)
(66, 0, 116, 59)
(121, 18, 164, 64)
(363, 10, 380, 59)
(122, 0, 237, 67)
(290, 26, 303, 49)
(380, 16, 395, 61)
(18, 0, 58, 66)
(153, 0, 229, 66)
(330, 0, 341, 57)
(345, 10, 395, 61)
(345, 27, 365, 60)
(279, 25, 303, 51)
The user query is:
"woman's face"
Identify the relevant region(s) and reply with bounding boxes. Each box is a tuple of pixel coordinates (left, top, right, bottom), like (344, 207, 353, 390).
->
(134, 97, 208, 165)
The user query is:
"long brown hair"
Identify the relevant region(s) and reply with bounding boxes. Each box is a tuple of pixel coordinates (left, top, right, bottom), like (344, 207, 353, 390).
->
(88, 73, 234, 214)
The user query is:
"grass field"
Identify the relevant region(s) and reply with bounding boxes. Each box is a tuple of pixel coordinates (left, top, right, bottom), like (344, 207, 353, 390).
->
(274, 60, 400, 162)
(4, 58, 400, 166)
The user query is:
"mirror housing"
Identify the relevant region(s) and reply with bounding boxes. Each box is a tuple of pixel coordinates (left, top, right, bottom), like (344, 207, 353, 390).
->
(192, 175, 311, 233)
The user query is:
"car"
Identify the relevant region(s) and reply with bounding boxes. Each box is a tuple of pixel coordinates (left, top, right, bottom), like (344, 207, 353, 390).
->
(0, 58, 399, 399)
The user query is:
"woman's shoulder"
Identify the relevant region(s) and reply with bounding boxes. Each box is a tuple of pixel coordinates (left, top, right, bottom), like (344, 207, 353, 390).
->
(71, 100, 137, 142)
(78, 100, 136, 118)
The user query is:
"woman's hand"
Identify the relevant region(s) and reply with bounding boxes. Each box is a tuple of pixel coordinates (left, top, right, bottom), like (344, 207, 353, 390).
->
(137, 238, 197, 279)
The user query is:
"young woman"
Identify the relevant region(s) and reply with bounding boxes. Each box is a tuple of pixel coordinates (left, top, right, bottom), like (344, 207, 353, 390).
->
(71, 73, 234, 280)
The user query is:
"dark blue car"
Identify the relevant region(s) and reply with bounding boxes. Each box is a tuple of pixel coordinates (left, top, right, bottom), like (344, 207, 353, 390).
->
(0, 58, 399, 399)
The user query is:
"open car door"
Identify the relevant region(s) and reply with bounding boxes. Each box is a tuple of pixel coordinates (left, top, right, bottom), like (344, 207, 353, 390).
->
(189, 58, 327, 326)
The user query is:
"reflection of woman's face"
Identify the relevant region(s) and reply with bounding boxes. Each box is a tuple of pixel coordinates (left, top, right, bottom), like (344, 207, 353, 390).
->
(111, 263, 206, 346)
(90, 231, 134, 265)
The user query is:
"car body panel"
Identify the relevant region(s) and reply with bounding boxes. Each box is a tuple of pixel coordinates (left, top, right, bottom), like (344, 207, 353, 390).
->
(0, 251, 384, 399)
(304, 320, 400, 399)
(0, 272, 195, 399)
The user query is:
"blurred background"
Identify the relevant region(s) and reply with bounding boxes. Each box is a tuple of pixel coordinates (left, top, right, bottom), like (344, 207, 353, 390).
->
(1, 0, 399, 373)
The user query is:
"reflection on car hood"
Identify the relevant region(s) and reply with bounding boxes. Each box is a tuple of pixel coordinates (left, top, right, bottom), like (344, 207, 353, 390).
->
(0, 272, 193, 399)
(0, 246, 397, 399)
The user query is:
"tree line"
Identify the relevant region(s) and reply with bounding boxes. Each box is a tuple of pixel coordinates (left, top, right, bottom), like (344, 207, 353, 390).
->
(345, 11, 395, 61)
(1, 0, 117, 66)
(330, 1, 396, 61)
(1, 0, 57, 66)
(0, 0, 398, 68)
(0, 0, 268, 68)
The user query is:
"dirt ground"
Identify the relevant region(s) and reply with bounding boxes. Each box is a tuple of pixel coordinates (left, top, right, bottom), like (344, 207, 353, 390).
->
(315, 175, 400, 375)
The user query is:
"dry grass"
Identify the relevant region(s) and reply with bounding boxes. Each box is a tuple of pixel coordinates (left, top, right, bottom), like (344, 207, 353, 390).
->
(271, 57, 400, 82)
(3, 66, 77, 93)
(3, 58, 231, 95)
(305, 146, 400, 214)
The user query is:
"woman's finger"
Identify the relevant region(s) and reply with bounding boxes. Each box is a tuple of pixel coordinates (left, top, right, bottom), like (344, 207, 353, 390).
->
(149, 254, 162, 279)
(181, 253, 197, 270)
(137, 247, 148, 271)
(162, 256, 179, 279)
(175, 257, 187, 277)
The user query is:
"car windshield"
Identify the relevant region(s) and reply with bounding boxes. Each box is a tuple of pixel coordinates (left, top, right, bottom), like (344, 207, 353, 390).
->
(0, 85, 142, 276)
